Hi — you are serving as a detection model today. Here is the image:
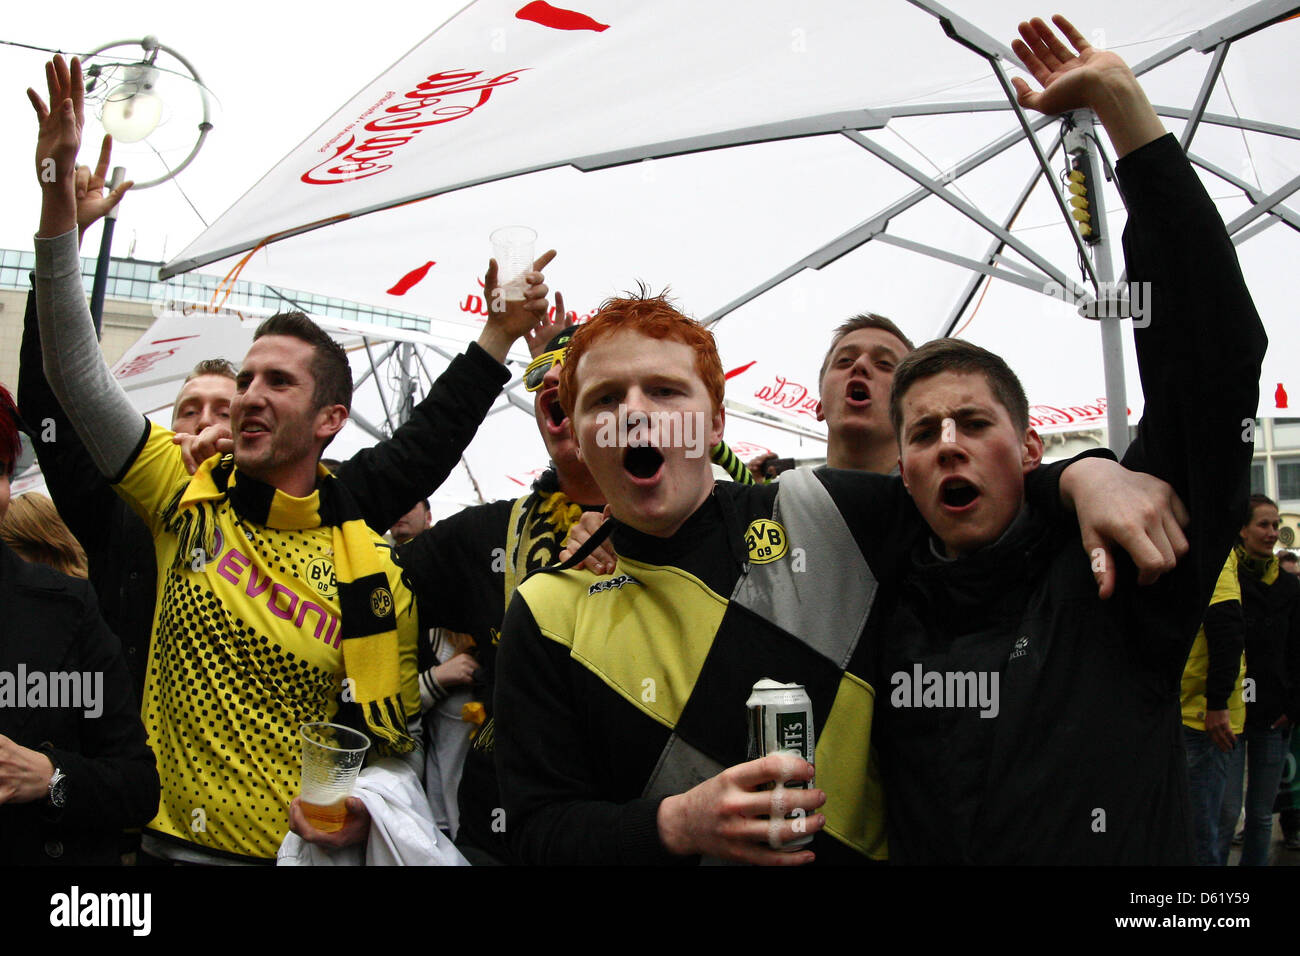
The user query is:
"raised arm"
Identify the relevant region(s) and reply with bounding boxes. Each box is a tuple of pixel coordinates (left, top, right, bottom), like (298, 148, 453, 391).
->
(336, 252, 554, 530)
(1014, 16, 1266, 649)
(30, 56, 147, 480)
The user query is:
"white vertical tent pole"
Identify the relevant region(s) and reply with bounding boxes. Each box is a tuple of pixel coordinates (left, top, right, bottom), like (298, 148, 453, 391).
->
(1066, 111, 1128, 455)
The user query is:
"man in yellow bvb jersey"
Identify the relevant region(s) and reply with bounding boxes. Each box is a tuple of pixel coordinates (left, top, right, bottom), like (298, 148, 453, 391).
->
(28, 55, 541, 864)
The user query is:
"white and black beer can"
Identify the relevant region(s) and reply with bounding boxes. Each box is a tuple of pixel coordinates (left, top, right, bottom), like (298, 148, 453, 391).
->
(746, 678, 815, 849)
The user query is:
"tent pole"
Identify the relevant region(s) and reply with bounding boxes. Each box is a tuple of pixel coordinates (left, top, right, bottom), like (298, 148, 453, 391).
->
(396, 341, 415, 426)
(1067, 111, 1128, 456)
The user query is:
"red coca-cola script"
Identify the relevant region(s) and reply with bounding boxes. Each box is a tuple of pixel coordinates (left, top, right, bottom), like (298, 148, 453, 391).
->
(1026, 399, 1124, 429)
(754, 375, 821, 420)
(303, 68, 528, 186)
(115, 349, 180, 379)
(516, 1, 610, 31)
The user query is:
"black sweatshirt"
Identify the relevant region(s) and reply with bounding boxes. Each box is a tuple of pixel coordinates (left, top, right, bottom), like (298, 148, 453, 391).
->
(877, 134, 1267, 864)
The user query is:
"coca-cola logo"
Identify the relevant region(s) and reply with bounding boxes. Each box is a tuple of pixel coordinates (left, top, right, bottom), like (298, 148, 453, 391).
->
(115, 349, 180, 379)
(753, 375, 820, 420)
(302, 68, 528, 186)
(1027, 399, 1124, 429)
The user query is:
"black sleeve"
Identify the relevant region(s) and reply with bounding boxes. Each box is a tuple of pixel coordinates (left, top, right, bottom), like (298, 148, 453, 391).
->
(394, 499, 512, 634)
(17, 284, 124, 570)
(1114, 134, 1268, 670)
(1202, 599, 1245, 711)
(493, 592, 685, 866)
(335, 343, 511, 533)
(43, 584, 159, 831)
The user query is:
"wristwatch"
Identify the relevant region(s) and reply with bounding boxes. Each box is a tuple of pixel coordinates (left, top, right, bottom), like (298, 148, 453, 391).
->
(43, 743, 67, 811)
(45, 755, 67, 809)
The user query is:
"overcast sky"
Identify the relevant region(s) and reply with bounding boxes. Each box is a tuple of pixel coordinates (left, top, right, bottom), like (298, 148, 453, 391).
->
(0, 1, 466, 264)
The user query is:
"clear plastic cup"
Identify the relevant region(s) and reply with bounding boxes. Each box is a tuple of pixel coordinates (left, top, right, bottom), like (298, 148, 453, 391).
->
(299, 722, 370, 832)
(489, 225, 537, 301)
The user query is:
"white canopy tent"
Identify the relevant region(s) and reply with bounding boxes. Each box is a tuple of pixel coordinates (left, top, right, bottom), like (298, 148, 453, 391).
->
(141, 0, 1298, 501)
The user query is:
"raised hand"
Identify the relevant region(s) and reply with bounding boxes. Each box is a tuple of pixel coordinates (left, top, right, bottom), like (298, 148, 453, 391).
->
(477, 249, 556, 363)
(525, 289, 571, 359)
(76, 135, 133, 238)
(1009, 14, 1164, 157)
(28, 55, 84, 190)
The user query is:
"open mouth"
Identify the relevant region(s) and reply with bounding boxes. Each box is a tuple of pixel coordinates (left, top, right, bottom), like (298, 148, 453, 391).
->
(624, 445, 664, 480)
(546, 398, 566, 427)
(539, 389, 568, 433)
(847, 382, 871, 404)
(940, 478, 979, 509)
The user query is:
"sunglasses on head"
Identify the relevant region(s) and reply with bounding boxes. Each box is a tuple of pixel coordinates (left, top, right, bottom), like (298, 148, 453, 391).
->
(524, 347, 568, 392)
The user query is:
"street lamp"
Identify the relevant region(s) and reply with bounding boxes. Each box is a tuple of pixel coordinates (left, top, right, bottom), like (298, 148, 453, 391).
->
(82, 36, 212, 334)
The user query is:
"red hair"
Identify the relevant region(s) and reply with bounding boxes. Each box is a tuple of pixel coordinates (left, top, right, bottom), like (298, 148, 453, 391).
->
(557, 291, 725, 418)
(0, 385, 21, 477)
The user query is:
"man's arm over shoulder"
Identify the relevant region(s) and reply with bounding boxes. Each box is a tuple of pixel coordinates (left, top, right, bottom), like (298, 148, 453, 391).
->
(336, 344, 510, 533)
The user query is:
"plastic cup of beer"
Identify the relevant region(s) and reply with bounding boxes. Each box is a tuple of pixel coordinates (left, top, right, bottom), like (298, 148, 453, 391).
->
(489, 225, 536, 301)
(299, 722, 370, 833)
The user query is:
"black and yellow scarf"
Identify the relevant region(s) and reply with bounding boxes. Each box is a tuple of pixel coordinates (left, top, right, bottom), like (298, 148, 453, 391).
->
(164, 455, 414, 753)
(1235, 542, 1279, 585)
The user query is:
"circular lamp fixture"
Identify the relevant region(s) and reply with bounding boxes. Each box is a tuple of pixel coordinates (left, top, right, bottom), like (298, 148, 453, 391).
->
(101, 63, 163, 142)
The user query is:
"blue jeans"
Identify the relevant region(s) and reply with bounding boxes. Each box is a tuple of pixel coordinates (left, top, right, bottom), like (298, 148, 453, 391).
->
(1183, 726, 1230, 866)
(1220, 726, 1291, 866)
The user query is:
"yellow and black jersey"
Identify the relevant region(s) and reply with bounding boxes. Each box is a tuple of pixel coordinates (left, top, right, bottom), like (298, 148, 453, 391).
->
(116, 422, 419, 861)
(1181, 549, 1246, 733)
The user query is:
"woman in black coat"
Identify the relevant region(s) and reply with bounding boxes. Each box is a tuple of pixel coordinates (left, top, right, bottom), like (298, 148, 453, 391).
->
(1220, 494, 1300, 866)
(0, 385, 159, 864)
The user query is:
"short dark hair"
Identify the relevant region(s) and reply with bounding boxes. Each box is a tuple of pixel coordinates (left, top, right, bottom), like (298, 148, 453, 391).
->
(253, 312, 352, 412)
(0, 385, 21, 477)
(890, 338, 1029, 440)
(1279, 551, 1298, 567)
(818, 313, 915, 393)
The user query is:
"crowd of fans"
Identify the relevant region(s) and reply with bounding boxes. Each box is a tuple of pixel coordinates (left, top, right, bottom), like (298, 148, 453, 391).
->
(1, 14, 1294, 867)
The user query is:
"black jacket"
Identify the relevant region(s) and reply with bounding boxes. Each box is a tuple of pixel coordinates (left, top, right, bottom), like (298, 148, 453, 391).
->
(878, 134, 1267, 864)
(1237, 562, 1300, 729)
(0, 541, 159, 865)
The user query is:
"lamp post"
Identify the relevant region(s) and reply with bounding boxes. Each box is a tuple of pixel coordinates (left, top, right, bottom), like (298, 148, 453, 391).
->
(82, 36, 211, 336)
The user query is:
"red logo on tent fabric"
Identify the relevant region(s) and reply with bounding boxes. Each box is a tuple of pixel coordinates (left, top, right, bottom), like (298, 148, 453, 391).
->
(388, 261, 436, 296)
(754, 375, 820, 419)
(516, 1, 610, 31)
(302, 68, 528, 185)
(115, 349, 180, 379)
(1026, 400, 1120, 429)
(725, 361, 756, 380)
(1277, 383, 1288, 409)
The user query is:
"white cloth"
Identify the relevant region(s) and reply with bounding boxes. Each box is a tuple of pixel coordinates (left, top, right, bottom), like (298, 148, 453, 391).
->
(277, 758, 470, 866)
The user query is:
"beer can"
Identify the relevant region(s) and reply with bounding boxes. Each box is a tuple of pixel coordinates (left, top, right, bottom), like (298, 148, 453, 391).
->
(746, 678, 815, 849)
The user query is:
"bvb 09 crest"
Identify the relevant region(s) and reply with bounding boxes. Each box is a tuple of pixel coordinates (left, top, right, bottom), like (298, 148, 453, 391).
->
(745, 519, 788, 564)
(370, 587, 394, 618)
